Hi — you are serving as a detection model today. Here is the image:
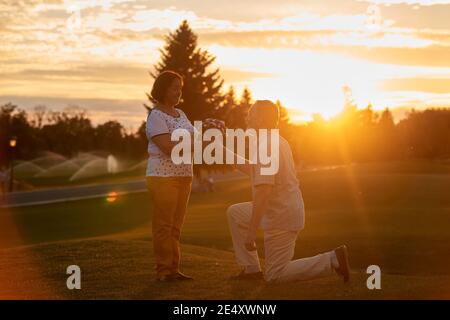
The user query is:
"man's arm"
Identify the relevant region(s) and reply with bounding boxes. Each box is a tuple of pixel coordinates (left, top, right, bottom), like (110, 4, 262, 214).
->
(233, 162, 252, 176)
(222, 145, 252, 176)
(245, 184, 273, 251)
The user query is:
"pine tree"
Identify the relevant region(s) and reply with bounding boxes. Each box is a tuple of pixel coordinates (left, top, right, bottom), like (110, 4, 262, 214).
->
(355, 103, 378, 131)
(227, 87, 253, 128)
(379, 108, 394, 129)
(275, 99, 297, 143)
(147, 20, 224, 121)
(240, 87, 253, 110)
(276, 99, 290, 127)
(214, 85, 237, 122)
(377, 108, 396, 160)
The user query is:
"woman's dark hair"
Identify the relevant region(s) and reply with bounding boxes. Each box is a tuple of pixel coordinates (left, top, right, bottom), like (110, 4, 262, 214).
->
(150, 71, 183, 104)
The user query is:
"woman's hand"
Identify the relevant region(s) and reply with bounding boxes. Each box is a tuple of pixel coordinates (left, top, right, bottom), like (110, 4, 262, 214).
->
(203, 118, 226, 135)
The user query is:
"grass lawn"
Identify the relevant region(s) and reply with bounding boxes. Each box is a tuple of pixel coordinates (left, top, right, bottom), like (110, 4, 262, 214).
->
(1, 161, 450, 299)
(17, 167, 146, 191)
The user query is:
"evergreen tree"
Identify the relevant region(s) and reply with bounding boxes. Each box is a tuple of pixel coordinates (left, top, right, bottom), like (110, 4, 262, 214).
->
(147, 20, 224, 121)
(240, 87, 253, 110)
(359, 103, 378, 128)
(276, 99, 291, 128)
(379, 108, 395, 129)
(214, 85, 237, 122)
(227, 87, 253, 129)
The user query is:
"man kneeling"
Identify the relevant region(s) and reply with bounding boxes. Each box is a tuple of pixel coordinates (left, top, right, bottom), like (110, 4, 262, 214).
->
(227, 100, 350, 283)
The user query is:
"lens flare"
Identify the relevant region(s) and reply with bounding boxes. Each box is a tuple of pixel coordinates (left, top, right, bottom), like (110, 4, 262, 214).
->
(106, 191, 118, 203)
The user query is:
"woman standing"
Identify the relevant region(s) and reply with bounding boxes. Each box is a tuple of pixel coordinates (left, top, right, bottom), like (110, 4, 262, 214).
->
(146, 71, 195, 282)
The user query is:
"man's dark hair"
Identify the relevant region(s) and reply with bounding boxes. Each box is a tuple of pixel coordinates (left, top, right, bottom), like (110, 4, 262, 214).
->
(252, 100, 279, 128)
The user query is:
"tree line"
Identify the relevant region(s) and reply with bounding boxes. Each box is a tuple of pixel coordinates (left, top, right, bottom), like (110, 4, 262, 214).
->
(1, 20, 449, 169)
(0, 103, 147, 167)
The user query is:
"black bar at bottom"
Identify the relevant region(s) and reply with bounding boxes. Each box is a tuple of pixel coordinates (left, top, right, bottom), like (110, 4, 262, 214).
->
(0, 300, 448, 319)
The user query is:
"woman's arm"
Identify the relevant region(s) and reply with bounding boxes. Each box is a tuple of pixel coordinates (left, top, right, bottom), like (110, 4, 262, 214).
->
(151, 134, 177, 156)
(152, 131, 198, 157)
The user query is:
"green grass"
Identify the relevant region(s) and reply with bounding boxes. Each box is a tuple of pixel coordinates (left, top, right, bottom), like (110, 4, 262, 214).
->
(20, 167, 146, 190)
(2, 239, 449, 300)
(1, 161, 450, 299)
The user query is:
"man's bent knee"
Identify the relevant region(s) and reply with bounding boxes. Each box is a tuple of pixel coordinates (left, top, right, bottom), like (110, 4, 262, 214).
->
(264, 264, 289, 283)
(226, 204, 239, 221)
(265, 271, 279, 283)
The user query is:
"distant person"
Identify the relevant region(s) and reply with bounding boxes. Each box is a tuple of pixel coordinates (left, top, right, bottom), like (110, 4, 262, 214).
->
(226, 100, 351, 283)
(198, 168, 215, 193)
(0, 167, 8, 199)
(206, 176, 215, 192)
(145, 70, 195, 282)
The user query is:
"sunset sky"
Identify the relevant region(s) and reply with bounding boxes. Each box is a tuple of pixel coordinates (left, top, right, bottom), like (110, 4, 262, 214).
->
(1, 0, 449, 128)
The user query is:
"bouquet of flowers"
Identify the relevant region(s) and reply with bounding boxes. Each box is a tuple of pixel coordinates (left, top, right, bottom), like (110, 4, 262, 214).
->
(202, 118, 226, 134)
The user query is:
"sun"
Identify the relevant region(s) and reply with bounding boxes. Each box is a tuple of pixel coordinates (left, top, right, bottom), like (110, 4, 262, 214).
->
(213, 46, 383, 121)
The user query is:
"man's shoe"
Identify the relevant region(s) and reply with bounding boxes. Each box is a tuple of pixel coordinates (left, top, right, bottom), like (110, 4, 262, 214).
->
(172, 272, 194, 281)
(334, 245, 350, 283)
(157, 272, 193, 282)
(229, 270, 263, 281)
(157, 274, 175, 282)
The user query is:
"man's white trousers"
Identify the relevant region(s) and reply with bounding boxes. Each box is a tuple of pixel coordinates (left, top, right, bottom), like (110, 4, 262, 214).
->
(227, 202, 335, 282)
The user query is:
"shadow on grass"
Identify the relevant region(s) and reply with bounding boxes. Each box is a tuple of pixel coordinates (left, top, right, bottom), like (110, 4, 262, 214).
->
(7, 193, 152, 246)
